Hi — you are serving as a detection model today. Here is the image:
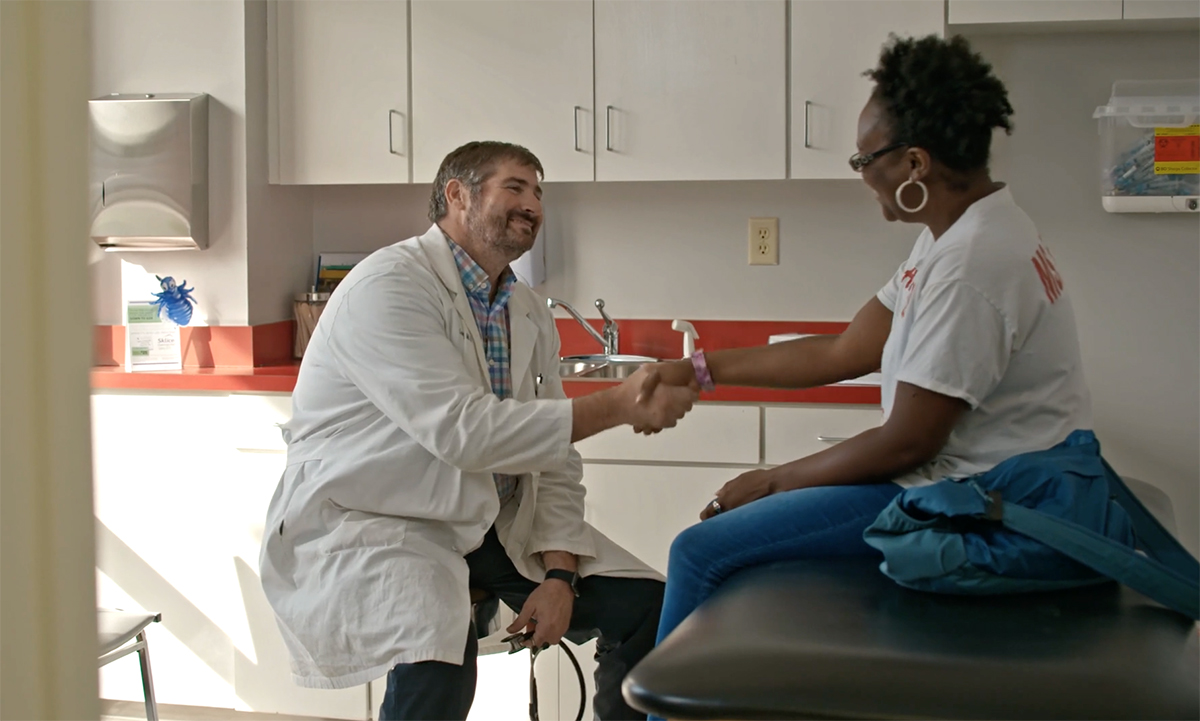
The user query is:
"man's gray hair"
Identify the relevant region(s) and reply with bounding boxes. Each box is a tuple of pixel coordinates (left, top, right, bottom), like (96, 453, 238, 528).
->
(428, 141, 544, 222)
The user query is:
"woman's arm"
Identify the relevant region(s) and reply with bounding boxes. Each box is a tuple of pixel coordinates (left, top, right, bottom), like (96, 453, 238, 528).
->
(702, 381, 968, 518)
(644, 297, 892, 393)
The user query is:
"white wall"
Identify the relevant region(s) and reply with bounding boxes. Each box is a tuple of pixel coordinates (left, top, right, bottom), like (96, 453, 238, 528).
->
(312, 30, 1200, 552)
(90, 0, 250, 325)
(312, 179, 915, 319)
(244, 0, 314, 325)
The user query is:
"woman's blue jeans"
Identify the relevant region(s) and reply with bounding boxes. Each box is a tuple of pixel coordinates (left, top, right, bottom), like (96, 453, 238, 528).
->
(655, 482, 904, 645)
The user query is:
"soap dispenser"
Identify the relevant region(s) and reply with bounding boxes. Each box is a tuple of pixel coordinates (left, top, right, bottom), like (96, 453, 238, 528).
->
(671, 320, 699, 358)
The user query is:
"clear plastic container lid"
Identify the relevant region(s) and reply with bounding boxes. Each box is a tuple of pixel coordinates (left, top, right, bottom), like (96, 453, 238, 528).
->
(1093, 79, 1200, 128)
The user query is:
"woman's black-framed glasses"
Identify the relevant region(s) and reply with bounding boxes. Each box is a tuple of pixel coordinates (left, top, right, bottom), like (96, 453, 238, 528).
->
(849, 142, 907, 172)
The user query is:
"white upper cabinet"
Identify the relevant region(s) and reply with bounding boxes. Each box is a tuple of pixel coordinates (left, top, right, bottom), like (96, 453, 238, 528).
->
(593, 0, 787, 182)
(410, 0, 594, 183)
(268, 0, 410, 184)
(1122, 0, 1200, 19)
(791, 1, 945, 180)
(948, 0, 1123, 23)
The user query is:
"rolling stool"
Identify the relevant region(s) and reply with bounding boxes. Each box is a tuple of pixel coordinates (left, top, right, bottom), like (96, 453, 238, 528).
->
(98, 609, 162, 721)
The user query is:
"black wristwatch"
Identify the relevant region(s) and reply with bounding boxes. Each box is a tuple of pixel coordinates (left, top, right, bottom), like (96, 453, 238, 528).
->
(544, 569, 580, 597)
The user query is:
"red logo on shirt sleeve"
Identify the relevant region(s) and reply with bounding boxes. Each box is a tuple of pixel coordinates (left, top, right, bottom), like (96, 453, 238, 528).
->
(1031, 245, 1064, 303)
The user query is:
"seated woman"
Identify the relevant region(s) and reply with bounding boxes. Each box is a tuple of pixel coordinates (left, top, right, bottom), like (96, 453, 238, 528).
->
(644, 33, 1093, 645)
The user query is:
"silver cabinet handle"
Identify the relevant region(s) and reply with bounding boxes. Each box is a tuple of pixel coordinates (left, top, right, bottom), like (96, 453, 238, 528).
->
(804, 100, 812, 149)
(388, 110, 405, 156)
(605, 105, 614, 152)
(817, 435, 850, 444)
(573, 106, 583, 152)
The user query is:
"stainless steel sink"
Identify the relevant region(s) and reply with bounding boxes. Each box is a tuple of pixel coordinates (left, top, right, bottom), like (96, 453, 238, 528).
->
(558, 354, 659, 381)
(558, 359, 606, 377)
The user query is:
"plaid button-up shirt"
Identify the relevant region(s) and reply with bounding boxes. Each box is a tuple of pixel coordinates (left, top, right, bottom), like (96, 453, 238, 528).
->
(448, 238, 520, 504)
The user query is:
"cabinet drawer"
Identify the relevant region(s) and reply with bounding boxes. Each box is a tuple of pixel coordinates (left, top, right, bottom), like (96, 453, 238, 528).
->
(582, 464, 734, 574)
(572, 404, 759, 464)
(763, 406, 881, 465)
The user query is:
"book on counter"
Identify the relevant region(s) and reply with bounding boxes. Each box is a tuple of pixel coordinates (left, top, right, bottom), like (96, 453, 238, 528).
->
(314, 252, 369, 294)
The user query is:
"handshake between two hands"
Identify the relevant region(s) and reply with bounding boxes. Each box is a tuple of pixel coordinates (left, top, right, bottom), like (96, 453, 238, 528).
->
(615, 360, 780, 521)
(622, 359, 701, 436)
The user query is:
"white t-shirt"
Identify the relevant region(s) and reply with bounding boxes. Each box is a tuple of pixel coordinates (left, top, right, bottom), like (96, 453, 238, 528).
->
(877, 186, 1092, 488)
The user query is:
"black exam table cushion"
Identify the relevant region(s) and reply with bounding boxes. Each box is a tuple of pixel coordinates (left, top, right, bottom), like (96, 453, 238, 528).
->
(623, 557, 1199, 720)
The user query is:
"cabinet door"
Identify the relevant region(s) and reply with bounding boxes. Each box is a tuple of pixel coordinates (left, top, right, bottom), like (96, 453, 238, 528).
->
(573, 404, 760, 464)
(763, 405, 882, 465)
(581, 464, 734, 575)
(411, 0, 594, 183)
(269, 0, 409, 184)
(1123, 0, 1200, 19)
(948, 0, 1122, 23)
(791, 1, 944, 180)
(594, 0, 787, 181)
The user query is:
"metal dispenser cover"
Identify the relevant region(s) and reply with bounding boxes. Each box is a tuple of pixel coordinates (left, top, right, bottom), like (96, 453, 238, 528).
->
(89, 93, 209, 250)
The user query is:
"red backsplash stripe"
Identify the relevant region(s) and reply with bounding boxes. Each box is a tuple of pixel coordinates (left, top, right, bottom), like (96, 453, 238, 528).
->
(555, 319, 849, 359)
(94, 319, 845, 369)
(93, 321, 294, 368)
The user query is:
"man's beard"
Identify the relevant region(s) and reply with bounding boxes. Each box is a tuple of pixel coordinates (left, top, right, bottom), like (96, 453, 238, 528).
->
(466, 205, 537, 260)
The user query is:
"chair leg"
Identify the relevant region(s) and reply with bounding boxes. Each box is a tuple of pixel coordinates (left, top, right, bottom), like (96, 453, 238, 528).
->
(136, 630, 159, 721)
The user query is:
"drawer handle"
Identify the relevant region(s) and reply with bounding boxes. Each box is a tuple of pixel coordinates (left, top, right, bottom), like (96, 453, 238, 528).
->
(817, 435, 850, 444)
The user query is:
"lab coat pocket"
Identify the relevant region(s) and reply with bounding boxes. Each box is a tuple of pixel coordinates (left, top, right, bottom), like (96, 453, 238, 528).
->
(318, 499, 409, 555)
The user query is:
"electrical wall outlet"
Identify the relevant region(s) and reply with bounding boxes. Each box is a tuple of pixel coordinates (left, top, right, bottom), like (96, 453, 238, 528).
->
(748, 217, 779, 265)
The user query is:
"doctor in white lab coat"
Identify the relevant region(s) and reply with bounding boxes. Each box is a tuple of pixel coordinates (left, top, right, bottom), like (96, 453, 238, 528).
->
(260, 141, 696, 720)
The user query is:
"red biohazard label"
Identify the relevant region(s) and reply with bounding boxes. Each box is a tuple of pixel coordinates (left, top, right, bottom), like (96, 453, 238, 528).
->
(1155, 135, 1200, 163)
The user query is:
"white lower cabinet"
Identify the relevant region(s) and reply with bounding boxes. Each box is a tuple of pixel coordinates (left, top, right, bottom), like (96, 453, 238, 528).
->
(581, 463, 739, 575)
(92, 391, 370, 719)
(763, 405, 883, 466)
(572, 404, 760, 464)
(569, 463, 740, 721)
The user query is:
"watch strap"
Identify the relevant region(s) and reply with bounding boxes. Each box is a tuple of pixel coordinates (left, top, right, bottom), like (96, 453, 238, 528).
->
(544, 568, 580, 597)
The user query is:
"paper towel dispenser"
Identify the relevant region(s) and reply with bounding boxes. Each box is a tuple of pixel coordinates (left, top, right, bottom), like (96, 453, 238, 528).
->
(89, 93, 208, 251)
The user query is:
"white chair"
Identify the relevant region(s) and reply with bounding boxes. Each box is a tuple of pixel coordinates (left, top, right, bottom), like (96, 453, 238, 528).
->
(98, 609, 161, 721)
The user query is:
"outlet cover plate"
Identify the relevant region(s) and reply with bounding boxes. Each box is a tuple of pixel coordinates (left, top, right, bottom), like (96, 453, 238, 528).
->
(748, 217, 779, 265)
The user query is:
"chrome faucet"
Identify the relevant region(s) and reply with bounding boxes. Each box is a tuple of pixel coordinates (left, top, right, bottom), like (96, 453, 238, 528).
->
(546, 297, 619, 356)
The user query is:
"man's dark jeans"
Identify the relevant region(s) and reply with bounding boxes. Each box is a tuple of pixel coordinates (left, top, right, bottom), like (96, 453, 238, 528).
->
(380, 527, 664, 720)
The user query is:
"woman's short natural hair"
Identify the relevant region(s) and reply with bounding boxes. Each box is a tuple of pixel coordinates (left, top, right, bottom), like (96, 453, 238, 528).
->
(428, 141, 544, 222)
(865, 34, 1014, 173)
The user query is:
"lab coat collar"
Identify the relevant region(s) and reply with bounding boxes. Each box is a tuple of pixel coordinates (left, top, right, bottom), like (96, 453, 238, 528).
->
(416, 225, 539, 398)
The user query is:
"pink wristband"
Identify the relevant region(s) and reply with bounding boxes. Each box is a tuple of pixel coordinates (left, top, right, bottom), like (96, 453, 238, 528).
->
(690, 350, 715, 392)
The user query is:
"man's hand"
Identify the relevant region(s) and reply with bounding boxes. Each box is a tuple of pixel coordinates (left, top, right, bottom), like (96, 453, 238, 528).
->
(627, 362, 698, 435)
(506, 579, 574, 650)
(701, 468, 777, 520)
(570, 362, 698, 443)
(616, 365, 697, 433)
(636, 359, 696, 398)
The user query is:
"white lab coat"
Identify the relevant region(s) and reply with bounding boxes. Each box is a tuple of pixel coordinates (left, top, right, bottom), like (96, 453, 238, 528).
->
(259, 225, 660, 690)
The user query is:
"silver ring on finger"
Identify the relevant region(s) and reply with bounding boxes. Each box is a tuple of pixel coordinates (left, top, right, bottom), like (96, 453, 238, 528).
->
(709, 499, 723, 515)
